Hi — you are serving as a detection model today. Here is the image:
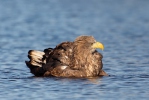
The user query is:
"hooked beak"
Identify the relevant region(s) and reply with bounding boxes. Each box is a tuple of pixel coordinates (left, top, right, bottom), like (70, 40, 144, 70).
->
(92, 42, 104, 50)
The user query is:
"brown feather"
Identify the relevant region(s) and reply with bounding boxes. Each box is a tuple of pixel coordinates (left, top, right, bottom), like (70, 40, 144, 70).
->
(25, 36, 108, 77)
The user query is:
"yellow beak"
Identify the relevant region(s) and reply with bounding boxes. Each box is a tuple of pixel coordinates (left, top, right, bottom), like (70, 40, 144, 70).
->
(92, 42, 104, 50)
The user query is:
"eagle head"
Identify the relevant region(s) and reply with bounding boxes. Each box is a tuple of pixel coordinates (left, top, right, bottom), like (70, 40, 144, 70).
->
(74, 36, 104, 52)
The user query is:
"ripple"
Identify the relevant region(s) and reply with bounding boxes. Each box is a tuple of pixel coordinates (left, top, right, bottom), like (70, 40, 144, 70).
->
(0, 0, 149, 100)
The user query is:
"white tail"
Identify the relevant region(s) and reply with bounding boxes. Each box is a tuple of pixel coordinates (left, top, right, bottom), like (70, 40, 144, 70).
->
(28, 50, 45, 67)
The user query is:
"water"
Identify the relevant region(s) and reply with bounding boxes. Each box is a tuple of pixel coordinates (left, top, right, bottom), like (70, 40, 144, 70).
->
(0, 0, 149, 100)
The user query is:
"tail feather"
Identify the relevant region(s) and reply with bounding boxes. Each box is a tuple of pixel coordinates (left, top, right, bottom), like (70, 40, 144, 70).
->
(25, 61, 45, 76)
(25, 48, 53, 76)
(28, 50, 45, 67)
(28, 50, 45, 58)
(25, 50, 45, 76)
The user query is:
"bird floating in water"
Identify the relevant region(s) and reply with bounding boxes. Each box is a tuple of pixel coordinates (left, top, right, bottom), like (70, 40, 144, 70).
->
(25, 36, 108, 77)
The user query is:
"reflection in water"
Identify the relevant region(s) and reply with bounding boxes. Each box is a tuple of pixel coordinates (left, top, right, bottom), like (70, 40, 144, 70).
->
(86, 77, 103, 84)
(56, 77, 103, 84)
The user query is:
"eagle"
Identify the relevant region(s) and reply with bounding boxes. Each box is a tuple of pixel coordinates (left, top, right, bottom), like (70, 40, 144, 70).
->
(25, 36, 108, 77)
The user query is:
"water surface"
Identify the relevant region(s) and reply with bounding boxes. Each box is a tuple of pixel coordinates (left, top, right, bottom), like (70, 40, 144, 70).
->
(0, 0, 149, 100)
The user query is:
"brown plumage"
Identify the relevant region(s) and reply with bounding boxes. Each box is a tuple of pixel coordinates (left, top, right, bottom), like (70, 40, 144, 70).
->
(25, 36, 108, 77)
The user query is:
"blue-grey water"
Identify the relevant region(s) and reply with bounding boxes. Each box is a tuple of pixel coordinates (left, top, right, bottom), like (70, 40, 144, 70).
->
(0, 0, 149, 100)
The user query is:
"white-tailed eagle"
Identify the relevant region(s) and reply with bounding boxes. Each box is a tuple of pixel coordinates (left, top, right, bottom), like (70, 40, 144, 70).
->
(25, 36, 108, 77)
